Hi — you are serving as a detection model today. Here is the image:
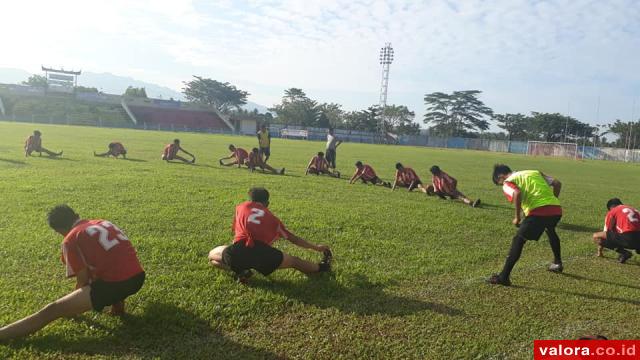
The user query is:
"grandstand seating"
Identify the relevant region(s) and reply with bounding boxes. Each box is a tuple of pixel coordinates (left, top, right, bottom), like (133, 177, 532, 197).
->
(128, 106, 230, 131)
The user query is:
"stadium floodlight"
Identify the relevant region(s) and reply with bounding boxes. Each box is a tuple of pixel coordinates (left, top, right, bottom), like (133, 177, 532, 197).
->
(378, 43, 393, 138)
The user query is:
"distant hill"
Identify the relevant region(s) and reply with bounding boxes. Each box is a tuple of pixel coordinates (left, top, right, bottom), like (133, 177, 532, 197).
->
(0, 67, 268, 113)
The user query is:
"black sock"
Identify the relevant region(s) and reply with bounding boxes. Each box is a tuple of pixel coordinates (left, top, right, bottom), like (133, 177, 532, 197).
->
(499, 235, 526, 281)
(546, 228, 562, 264)
(318, 262, 330, 272)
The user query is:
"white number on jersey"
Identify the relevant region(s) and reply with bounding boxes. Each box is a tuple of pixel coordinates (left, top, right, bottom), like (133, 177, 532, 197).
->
(248, 208, 266, 225)
(622, 208, 640, 223)
(86, 221, 130, 251)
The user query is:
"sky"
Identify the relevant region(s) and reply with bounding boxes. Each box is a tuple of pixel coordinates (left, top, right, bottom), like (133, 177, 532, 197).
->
(1, 0, 639, 128)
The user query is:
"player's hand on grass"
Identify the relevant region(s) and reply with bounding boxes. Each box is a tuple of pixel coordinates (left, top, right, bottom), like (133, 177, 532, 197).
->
(512, 217, 521, 227)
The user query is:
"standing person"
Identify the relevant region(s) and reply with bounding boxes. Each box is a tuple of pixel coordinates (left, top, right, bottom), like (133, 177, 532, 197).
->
(162, 139, 195, 164)
(208, 188, 332, 283)
(488, 164, 563, 286)
(392, 163, 427, 193)
(0, 205, 145, 341)
(94, 142, 127, 159)
(349, 161, 391, 187)
(427, 166, 480, 207)
(257, 124, 271, 163)
(325, 128, 342, 170)
(592, 198, 640, 263)
(24, 130, 63, 157)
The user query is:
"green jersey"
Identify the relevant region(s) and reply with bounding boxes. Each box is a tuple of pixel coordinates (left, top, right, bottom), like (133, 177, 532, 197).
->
(503, 170, 560, 216)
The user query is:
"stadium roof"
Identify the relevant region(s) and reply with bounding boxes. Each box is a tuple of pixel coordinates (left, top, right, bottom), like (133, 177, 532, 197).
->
(41, 66, 81, 75)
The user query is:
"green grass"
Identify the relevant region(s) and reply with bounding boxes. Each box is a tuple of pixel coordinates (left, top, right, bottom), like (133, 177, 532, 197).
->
(0, 121, 638, 359)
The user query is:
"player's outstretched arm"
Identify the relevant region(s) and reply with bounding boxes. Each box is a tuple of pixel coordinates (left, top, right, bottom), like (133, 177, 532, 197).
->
(305, 158, 315, 175)
(511, 189, 522, 226)
(180, 147, 195, 159)
(286, 233, 329, 253)
(391, 171, 400, 191)
(349, 171, 361, 184)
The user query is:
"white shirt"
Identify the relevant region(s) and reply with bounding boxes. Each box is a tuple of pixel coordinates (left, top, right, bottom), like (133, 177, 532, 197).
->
(326, 134, 338, 150)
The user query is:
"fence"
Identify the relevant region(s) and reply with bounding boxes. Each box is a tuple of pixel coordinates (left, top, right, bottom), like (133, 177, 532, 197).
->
(2, 115, 639, 163)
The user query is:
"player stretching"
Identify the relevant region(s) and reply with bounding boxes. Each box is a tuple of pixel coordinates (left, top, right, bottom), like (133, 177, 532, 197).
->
(247, 148, 285, 174)
(208, 188, 332, 283)
(427, 166, 480, 207)
(162, 139, 195, 164)
(305, 152, 339, 178)
(0, 205, 145, 341)
(24, 130, 63, 157)
(257, 124, 271, 163)
(392, 163, 426, 192)
(349, 161, 391, 187)
(592, 198, 640, 263)
(94, 142, 127, 159)
(488, 164, 563, 286)
(219, 144, 248, 167)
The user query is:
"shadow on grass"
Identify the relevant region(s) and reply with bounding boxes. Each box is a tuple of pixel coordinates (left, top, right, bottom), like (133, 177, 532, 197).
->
(252, 273, 464, 317)
(0, 157, 27, 165)
(121, 158, 147, 163)
(12, 302, 280, 359)
(558, 223, 600, 233)
(477, 203, 511, 211)
(558, 272, 640, 291)
(515, 284, 640, 306)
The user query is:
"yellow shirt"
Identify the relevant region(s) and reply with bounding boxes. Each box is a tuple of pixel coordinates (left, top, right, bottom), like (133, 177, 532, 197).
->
(258, 130, 270, 148)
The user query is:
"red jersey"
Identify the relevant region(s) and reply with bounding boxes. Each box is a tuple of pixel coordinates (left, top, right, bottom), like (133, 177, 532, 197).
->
(355, 165, 377, 181)
(25, 135, 42, 151)
(248, 151, 261, 166)
(110, 142, 126, 156)
(432, 171, 456, 193)
(397, 167, 420, 184)
(234, 148, 248, 162)
(163, 143, 179, 158)
(604, 205, 640, 233)
(61, 220, 143, 282)
(232, 201, 292, 247)
(310, 156, 329, 171)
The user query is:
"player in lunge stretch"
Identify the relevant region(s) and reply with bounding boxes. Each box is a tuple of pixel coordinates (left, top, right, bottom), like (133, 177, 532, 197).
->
(349, 161, 390, 187)
(392, 163, 426, 192)
(305, 152, 339, 178)
(592, 198, 640, 263)
(0, 205, 145, 341)
(208, 188, 332, 283)
(219, 144, 248, 167)
(247, 148, 285, 175)
(162, 139, 195, 164)
(426, 166, 479, 207)
(24, 130, 63, 157)
(488, 164, 563, 286)
(94, 142, 127, 159)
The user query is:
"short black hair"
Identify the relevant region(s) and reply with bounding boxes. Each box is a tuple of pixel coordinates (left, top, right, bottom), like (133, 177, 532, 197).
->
(355, 161, 363, 167)
(173, 139, 180, 144)
(48, 205, 79, 231)
(492, 164, 512, 185)
(606, 198, 623, 210)
(34, 130, 41, 136)
(395, 162, 403, 170)
(317, 152, 324, 157)
(252, 147, 259, 153)
(430, 165, 441, 175)
(249, 187, 270, 205)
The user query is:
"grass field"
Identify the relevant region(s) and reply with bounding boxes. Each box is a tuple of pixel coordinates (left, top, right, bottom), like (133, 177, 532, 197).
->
(0, 121, 638, 359)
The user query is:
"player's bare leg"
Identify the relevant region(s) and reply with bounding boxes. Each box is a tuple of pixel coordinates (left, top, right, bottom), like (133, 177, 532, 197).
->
(40, 147, 63, 157)
(172, 155, 192, 164)
(208, 246, 230, 270)
(0, 287, 93, 341)
(94, 151, 111, 157)
(279, 252, 331, 275)
(593, 232, 606, 257)
(260, 163, 284, 175)
(220, 160, 239, 167)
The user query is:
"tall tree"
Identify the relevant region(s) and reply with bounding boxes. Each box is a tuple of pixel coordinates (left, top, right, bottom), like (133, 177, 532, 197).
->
(124, 86, 148, 98)
(22, 75, 47, 88)
(529, 112, 595, 142)
(492, 113, 530, 140)
(182, 76, 249, 113)
(382, 105, 420, 135)
(269, 88, 319, 126)
(343, 105, 380, 132)
(424, 90, 492, 136)
(607, 119, 640, 148)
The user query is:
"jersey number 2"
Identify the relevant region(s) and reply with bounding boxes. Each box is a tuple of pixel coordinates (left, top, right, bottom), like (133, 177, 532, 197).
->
(86, 221, 130, 251)
(248, 208, 265, 224)
(622, 208, 640, 223)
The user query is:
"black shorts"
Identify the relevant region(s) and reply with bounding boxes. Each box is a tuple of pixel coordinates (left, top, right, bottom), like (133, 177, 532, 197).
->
(603, 231, 640, 251)
(90, 272, 145, 312)
(325, 149, 336, 167)
(362, 176, 380, 184)
(259, 147, 270, 157)
(222, 241, 283, 276)
(517, 215, 562, 241)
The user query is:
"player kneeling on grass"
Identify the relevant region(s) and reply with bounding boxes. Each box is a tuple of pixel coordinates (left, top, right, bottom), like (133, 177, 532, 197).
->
(208, 188, 332, 283)
(592, 198, 640, 263)
(0, 205, 145, 341)
(219, 144, 249, 167)
(427, 166, 479, 207)
(305, 152, 339, 178)
(24, 130, 63, 158)
(349, 161, 390, 187)
(162, 139, 195, 164)
(392, 163, 426, 192)
(488, 164, 563, 286)
(248, 148, 285, 174)
(94, 142, 127, 159)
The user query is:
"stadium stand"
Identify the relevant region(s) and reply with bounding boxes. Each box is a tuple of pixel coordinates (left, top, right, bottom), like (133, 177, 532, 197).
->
(128, 105, 231, 131)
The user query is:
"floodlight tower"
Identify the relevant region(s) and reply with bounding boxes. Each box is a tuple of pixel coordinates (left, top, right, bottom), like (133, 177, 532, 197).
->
(378, 43, 394, 136)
